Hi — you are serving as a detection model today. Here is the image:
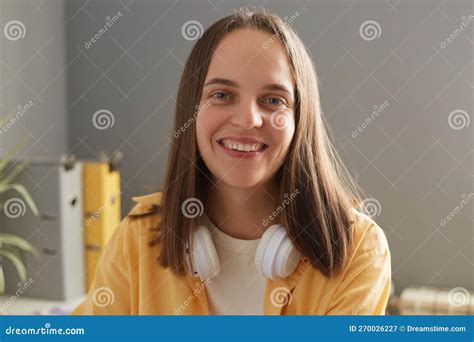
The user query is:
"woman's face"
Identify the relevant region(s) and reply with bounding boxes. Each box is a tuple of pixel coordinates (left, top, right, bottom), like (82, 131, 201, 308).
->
(196, 28, 296, 189)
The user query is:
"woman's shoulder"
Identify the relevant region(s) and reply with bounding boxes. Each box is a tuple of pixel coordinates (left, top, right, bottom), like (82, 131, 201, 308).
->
(348, 207, 390, 257)
(128, 191, 163, 216)
(108, 192, 163, 258)
(300, 208, 390, 281)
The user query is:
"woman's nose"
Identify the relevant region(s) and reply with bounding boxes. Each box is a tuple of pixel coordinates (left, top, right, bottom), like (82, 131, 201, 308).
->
(230, 100, 263, 129)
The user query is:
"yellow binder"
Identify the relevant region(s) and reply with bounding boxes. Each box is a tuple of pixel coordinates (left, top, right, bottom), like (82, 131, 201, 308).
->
(82, 162, 121, 290)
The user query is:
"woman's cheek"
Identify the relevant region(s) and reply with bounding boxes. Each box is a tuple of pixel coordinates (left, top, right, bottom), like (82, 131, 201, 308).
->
(196, 110, 219, 152)
(272, 119, 295, 154)
(286, 122, 296, 149)
(195, 115, 209, 154)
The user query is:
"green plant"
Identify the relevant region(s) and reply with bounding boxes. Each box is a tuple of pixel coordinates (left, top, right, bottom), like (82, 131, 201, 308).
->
(0, 114, 40, 293)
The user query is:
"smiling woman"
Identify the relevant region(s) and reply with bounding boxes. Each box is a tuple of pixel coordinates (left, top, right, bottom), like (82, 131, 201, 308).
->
(71, 6, 391, 316)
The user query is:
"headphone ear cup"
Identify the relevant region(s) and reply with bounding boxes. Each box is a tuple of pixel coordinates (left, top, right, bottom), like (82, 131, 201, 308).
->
(187, 225, 221, 281)
(255, 224, 301, 280)
(255, 225, 279, 274)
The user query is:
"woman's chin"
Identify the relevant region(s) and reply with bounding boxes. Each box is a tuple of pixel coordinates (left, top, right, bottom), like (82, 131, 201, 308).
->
(218, 173, 265, 190)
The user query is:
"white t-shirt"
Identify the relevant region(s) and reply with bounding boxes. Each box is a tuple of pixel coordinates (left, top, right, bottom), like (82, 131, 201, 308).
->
(198, 212, 266, 315)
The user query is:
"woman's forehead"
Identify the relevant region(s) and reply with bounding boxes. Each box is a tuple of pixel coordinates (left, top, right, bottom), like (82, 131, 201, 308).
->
(207, 29, 295, 88)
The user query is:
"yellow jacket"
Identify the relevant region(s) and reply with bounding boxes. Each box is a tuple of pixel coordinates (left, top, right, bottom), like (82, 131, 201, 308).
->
(71, 192, 391, 315)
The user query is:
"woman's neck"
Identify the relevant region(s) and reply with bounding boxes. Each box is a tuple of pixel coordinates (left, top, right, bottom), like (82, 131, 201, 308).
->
(205, 180, 281, 240)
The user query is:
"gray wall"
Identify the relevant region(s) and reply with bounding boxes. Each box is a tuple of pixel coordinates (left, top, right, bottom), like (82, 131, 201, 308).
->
(1, 0, 68, 158)
(2, 0, 473, 296)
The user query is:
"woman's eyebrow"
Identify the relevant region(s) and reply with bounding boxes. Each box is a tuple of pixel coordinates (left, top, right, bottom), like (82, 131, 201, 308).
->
(204, 78, 293, 96)
(204, 78, 238, 87)
(262, 83, 293, 96)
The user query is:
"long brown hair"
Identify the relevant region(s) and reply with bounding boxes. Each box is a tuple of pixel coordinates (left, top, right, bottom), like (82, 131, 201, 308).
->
(130, 7, 364, 278)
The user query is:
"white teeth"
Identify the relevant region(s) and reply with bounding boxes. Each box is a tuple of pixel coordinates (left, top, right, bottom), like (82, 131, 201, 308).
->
(221, 139, 264, 152)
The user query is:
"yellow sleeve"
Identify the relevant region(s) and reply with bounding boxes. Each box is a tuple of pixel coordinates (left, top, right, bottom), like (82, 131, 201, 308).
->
(325, 222, 392, 315)
(70, 217, 133, 315)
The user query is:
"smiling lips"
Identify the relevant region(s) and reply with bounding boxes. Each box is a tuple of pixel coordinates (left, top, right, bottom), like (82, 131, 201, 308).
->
(216, 137, 269, 156)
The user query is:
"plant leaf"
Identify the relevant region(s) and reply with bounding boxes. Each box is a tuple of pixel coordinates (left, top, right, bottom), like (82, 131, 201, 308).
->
(0, 250, 27, 283)
(0, 139, 29, 174)
(0, 147, 19, 175)
(0, 112, 15, 127)
(1, 162, 27, 186)
(0, 266, 5, 294)
(0, 183, 39, 216)
(0, 234, 39, 258)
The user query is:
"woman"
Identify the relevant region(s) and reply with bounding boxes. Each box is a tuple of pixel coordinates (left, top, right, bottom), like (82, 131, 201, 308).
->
(72, 7, 391, 315)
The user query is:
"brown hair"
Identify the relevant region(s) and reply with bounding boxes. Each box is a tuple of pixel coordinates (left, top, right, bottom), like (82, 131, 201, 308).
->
(130, 7, 364, 278)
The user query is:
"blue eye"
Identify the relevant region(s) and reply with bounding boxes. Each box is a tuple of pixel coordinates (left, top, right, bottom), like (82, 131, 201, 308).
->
(212, 92, 231, 100)
(265, 97, 284, 106)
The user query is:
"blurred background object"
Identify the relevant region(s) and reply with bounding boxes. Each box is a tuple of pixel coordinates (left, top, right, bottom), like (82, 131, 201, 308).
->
(0, 141, 39, 296)
(82, 151, 121, 291)
(387, 286, 474, 315)
(1, 155, 85, 301)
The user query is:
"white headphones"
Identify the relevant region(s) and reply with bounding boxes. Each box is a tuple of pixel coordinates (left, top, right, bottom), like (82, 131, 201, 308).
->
(185, 218, 302, 282)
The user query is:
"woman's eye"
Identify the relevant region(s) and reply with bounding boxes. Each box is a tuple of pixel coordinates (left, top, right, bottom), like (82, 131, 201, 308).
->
(211, 91, 231, 100)
(264, 97, 285, 106)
